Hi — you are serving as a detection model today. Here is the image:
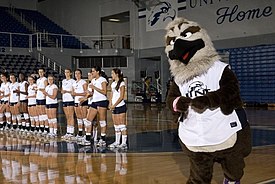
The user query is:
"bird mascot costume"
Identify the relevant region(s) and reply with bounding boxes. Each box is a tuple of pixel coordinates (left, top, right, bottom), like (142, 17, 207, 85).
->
(165, 17, 252, 184)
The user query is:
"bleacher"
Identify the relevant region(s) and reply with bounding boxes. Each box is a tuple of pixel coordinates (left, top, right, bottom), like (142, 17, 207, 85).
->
(220, 44, 275, 105)
(0, 6, 89, 49)
(0, 54, 63, 81)
(0, 7, 31, 48)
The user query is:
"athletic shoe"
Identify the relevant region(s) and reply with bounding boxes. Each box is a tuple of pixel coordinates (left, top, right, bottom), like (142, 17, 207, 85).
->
(108, 142, 119, 148)
(118, 143, 128, 150)
(81, 139, 91, 146)
(223, 178, 240, 184)
(96, 139, 106, 147)
(61, 133, 70, 140)
(76, 135, 85, 142)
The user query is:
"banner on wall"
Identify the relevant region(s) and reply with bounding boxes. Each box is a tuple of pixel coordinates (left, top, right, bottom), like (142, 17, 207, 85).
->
(138, 0, 177, 31)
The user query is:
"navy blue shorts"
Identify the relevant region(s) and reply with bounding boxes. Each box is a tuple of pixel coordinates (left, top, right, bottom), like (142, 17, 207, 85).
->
(20, 100, 28, 104)
(46, 103, 58, 109)
(36, 99, 46, 105)
(1, 100, 8, 104)
(63, 101, 74, 107)
(112, 104, 127, 114)
(9, 102, 18, 106)
(90, 100, 109, 109)
(28, 104, 36, 107)
(75, 100, 88, 107)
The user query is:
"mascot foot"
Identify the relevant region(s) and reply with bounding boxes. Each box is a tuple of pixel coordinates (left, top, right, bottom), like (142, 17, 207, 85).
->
(223, 178, 240, 184)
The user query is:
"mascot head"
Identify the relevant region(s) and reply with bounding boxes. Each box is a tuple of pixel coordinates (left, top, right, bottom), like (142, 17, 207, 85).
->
(165, 17, 220, 84)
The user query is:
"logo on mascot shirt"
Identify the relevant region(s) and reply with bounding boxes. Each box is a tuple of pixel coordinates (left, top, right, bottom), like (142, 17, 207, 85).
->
(186, 81, 210, 98)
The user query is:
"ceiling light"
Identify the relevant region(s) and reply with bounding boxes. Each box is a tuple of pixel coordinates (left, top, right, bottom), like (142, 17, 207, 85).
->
(109, 18, 120, 22)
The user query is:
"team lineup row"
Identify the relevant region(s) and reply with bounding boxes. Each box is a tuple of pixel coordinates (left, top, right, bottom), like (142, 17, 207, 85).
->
(0, 66, 127, 149)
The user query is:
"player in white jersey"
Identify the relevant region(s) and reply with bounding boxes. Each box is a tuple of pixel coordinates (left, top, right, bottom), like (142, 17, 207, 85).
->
(35, 68, 48, 135)
(79, 72, 98, 146)
(27, 75, 39, 134)
(42, 75, 58, 138)
(61, 69, 75, 140)
(18, 73, 30, 132)
(72, 69, 87, 141)
(83, 66, 109, 147)
(108, 68, 127, 149)
(9, 74, 21, 130)
(0, 72, 11, 130)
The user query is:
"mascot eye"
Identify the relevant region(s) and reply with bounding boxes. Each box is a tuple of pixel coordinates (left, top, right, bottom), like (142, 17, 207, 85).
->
(181, 32, 192, 39)
(170, 39, 175, 45)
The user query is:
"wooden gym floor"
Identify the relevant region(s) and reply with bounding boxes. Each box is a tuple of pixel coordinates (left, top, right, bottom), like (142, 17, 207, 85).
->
(0, 103, 275, 183)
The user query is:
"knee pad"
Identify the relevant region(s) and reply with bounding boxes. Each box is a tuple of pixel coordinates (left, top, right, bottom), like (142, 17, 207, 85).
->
(34, 116, 39, 122)
(4, 112, 11, 118)
(17, 114, 22, 121)
(42, 114, 48, 121)
(84, 119, 92, 127)
(30, 117, 34, 122)
(119, 125, 127, 132)
(77, 119, 83, 126)
(99, 121, 106, 127)
(0, 113, 3, 119)
(12, 115, 17, 121)
(114, 125, 120, 132)
(23, 113, 29, 120)
(52, 118, 57, 124)
(48, 119, 52, 124)
(39, 115, 44, 121)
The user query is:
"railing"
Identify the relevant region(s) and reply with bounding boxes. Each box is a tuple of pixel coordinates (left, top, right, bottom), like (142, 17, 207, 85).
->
(38, 52, 66, 75)
(0, 31, 132, 52)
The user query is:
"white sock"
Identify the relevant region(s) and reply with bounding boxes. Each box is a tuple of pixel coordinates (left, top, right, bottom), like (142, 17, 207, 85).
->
(121, 135, 127, 145)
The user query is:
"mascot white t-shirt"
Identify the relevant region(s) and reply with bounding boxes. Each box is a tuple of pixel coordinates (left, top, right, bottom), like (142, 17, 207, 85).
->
(176, 61, 242, 147)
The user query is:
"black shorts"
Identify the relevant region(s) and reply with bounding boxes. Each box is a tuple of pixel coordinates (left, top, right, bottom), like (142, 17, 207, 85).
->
(46, 103, 58, 109)
(9, 102, 18, 106)
(28, 104, 36, 107)
(63, 101, 74, 107)
(36, 99, 46, 105)
(90, 100, 109, 109)
(75, 100, 88, 107)
(112, 104, 127, 114)
(1, 100, 8, 104)
(20, 100, 28, 104)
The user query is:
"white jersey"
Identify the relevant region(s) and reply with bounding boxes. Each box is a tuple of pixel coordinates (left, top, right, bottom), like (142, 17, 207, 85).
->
(72, 79, 87, 103)
(62, 78, 75, 102)
(28, 84, 37, 105)
(9, 82, 19, 103)
(45, 84, 58, 105)
(0, 82, 10, 102)
(177, 61, 242, 147)
(19, 81, 28, 101)
(36, 77, 47, 100)
(91, 76, 107, 102)
(111, 81, 125, 107)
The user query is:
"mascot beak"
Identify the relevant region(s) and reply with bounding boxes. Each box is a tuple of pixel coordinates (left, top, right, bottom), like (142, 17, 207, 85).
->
(168, 39, 205, 65)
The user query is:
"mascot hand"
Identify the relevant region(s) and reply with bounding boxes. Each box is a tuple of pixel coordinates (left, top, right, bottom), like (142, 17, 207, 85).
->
(176, 96, 191, 113)
(191, 96, 210, 113)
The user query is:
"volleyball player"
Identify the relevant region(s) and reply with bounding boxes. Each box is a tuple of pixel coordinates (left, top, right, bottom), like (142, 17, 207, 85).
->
(9, 73, 21, 130)
(27, 75, 39, 134)
(72, 69, 88, 142)
(35, 68, 48, 135)
(61, 69, 75, 140)
(83, 66, 108, 147)
(18, 73, 30, 132)
(42, 75, 58, 138)
(0, 72, 11, 130)
(108, 68, 127, 149)
(79, 72, 98, 146)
